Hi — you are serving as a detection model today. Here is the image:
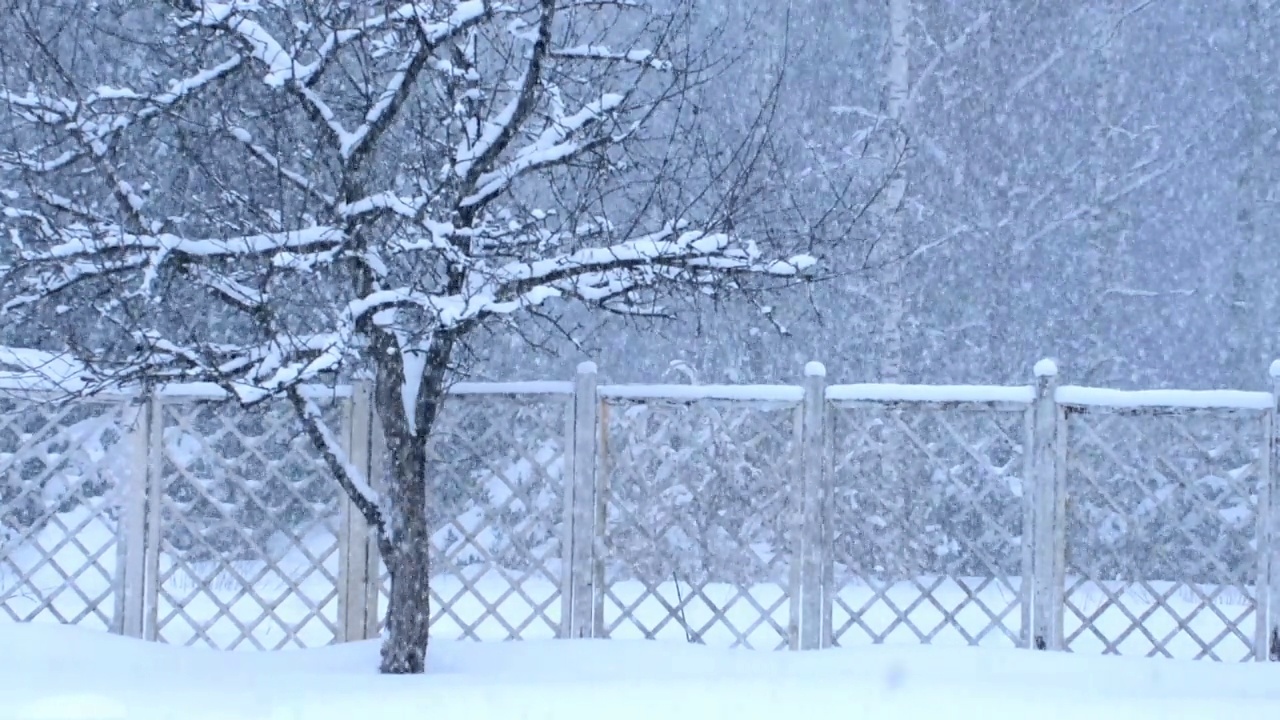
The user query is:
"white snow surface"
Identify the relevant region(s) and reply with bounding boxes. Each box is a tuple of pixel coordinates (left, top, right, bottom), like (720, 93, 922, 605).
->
(1034, 358, 1058, 377)
(827, 383, 1035, 404)
(450, 380, 574, 395)
(599, 383, 804, 402)
(1055, 386, 1273, 410)
(3, 624, 1280, 719)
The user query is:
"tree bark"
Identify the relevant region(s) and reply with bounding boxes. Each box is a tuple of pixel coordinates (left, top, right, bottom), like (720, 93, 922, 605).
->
(878, 0, 910, 386)
(1082, 0, 1126, 385)
(372, 332, 457, 674)
(879, 0, 914, 572)
(1227, 0, 1268, 388)
(379, 431, 432, 674)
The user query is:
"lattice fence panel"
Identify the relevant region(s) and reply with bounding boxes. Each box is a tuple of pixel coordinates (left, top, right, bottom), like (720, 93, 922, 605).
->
(154, 396, 344, 649)
(376, 394, 570, 641)
(594, 398, 800, 649)
(826, 403, 1029, 649)
(1061, 408, 1264, 661)
(0, 395, 134, 631)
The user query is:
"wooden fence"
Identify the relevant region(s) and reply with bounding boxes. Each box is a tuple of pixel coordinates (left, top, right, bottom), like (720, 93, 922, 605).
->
(1, 359, 1276, 660)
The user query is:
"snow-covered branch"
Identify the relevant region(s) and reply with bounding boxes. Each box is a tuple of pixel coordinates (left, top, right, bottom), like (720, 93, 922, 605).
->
(490, 226, 814, 288)
(454, 0, 556, 188)
(182, 0, 491, 166)
(461, 91, 625, 208)
(0, 56, 242, 173)
(287, 388, 388, 546)
(18, 226, 346, 264)
(551, 45, 672, 70)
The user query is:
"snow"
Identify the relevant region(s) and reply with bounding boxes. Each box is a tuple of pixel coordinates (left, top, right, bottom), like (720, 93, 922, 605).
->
(1034, 358, 1058, 377)
(6, 498, 1274, 716)
(553, 45, 673, 71)
(451, 381, 575, 396)
(31, 225, 346, 262)
(461, 93, 627, 208)
(4, 623, 1280, 719)
(599, 384, 804, 402)
(827, 383, 1035, 404)
(1055, 386, 1274, 410)
(0, 346, 92, 393)
(400, 348, 427, 435)
(804, 361, 826, 377)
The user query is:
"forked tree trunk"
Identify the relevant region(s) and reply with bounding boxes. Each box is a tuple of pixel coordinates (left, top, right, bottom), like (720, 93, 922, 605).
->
(371, 336, 456, 674)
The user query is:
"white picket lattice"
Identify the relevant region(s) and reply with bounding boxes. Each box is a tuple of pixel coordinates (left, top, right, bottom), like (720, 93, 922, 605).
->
(3, 362, 1280, 663)
(1059, 407, 1264, 661)
(592, 394, 802, 649)
(0, 394, 136, 632)
(823, 397, 1030, 649)
(152, 395, 345, 649)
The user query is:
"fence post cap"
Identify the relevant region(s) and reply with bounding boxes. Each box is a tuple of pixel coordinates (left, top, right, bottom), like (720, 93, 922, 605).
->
(1269, 359, 1280, 380)
(576, 361, 598, 375)
(804, 361, 827, 378)
(1033, 358, 1058, 378)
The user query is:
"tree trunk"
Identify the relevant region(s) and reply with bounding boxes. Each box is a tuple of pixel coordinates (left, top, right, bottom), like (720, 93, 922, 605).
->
(1227, 0, 1267, 388)
(878, 0, 910, 386)
(879, 0, 914, 573)
(371, 335, 457, 674)
(1082, 0, 1125, 385)
(379, 429, 432, 674)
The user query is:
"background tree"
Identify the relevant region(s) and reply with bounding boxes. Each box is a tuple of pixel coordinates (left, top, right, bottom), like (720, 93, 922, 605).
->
(1224, 0, 1279, 388)
(0, 0, 814, 673)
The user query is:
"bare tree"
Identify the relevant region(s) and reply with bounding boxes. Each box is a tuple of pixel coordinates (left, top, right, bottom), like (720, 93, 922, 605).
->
(0, 0, 813, 672)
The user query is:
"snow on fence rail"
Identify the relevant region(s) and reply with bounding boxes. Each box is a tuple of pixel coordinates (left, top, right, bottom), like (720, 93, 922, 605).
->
(3, 359, 1280, 661)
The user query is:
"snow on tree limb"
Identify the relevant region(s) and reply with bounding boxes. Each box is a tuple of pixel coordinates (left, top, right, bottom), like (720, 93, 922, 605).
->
(0, 0, 814, 400)
(551, 45, 672, 70)
(2, 227, 348, 309)
(287, 388, 388, 546)
(460, 92, 626, 208)
(0, 347, 93, 393)
(453, 1, 556, 187)
(0, 56, 243, 173)
(183, 0, 492, 166)
(17, 226, 345, 263)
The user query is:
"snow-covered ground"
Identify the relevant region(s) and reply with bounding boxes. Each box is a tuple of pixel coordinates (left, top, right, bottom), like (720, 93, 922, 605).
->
(3, 622, 1280, 719)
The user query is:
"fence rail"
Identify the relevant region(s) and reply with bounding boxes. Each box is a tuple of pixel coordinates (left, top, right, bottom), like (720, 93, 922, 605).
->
(3, 358, 1279, 661)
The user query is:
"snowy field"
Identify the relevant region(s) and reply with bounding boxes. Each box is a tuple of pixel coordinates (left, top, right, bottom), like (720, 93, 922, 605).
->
(3, 623, 1280, 719)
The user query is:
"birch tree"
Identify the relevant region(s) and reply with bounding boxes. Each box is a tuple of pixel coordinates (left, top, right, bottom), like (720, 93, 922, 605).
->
(0, 0, 813, 672)
(1226, 0, 1279, 387)
(876, 0, 911, 385)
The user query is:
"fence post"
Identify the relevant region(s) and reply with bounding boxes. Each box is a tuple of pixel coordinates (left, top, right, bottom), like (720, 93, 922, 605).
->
(115, 393, 152, 638)
(561, 362, 598, 639)
(339, 381, 375, 642)
(798, 362, 826, 650)
(1031, 359, 1065, 651)
(1265, 361, 1280, 660)
(142, 393, 164, 641)
(362, 396, 387, 640)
